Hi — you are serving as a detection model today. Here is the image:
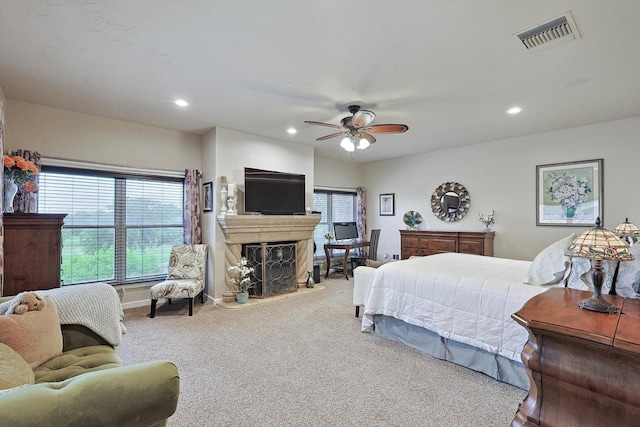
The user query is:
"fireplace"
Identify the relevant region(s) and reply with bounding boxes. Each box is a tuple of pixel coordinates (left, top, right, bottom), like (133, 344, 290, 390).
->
(245, 242, 297, 298)
(217, 214, 320, 302)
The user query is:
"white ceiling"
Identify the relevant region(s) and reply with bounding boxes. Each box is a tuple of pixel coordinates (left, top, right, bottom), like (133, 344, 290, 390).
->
(1, 0, 639, 164)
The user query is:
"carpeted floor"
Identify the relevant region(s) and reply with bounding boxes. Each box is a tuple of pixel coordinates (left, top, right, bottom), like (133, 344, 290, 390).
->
(117, 275, 526, 426)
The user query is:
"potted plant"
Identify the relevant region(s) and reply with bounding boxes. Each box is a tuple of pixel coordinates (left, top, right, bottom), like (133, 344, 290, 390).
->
(228, 257, 255, 304)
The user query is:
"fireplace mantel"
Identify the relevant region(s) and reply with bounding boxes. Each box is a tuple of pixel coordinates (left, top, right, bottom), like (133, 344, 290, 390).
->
(217, 214, 320, 243)
(217, 214, 321, 301)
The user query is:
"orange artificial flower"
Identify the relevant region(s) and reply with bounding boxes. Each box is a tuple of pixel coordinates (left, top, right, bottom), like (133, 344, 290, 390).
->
(3, 155, 15, 168)
(3, 153, 39, 184)
(13, 156, 29, 170)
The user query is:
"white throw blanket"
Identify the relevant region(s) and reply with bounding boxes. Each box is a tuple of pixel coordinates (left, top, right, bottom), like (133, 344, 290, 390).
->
(39, 283, 125, 347)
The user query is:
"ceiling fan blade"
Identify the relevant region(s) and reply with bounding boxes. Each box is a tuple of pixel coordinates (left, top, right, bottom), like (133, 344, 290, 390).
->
(351, 110, 376, 127)
(316, 132, 345, 141)
(304, 120, 342, 129)
(366, 124, 409, 134)
(360, 132, 376, 144)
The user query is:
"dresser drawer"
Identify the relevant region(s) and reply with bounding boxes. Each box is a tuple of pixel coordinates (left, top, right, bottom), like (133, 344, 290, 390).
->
(402, 236, 419, 249)
(459, 239, 482, 255)
(422, 238, 457, 252)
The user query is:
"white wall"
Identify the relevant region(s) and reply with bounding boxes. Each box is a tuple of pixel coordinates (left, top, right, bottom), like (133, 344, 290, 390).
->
(363, 116, 640, 261)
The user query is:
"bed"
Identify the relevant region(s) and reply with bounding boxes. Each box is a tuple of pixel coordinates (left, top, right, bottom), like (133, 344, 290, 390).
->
(359, 252, 562, 389)
(358, 234, 640, 389)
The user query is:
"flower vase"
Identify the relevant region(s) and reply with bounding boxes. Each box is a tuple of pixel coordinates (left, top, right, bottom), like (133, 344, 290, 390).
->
(483, 224, 492, 232)
(3, 176, 18, 213)
(564, 205, 576, 219)
(236, 291, 248, 304)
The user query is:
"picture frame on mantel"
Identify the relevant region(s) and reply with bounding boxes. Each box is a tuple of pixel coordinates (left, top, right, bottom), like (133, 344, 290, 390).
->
(536, 159, 603, 226)
(202, 182, 213, 212)
(380, 193, 395, 216)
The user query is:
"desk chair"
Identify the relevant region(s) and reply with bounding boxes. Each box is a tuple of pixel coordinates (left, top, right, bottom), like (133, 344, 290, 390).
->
(350, 229, 380, 274)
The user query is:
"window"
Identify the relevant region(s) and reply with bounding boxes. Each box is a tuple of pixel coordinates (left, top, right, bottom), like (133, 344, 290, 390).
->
(38, 166, 184, 285)
(313, 190, 357, 257)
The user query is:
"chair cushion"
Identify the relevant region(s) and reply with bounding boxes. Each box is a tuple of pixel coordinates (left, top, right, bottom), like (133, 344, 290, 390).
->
(34, 345, 122, 383)
(0, 296, 63, 368)
(167, 245, 207, 280)
(150, 279, 204, 299)
(0, 343, 35, 390)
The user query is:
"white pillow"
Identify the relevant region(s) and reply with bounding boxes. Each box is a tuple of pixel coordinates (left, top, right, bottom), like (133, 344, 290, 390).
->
(616, 243, 640, 297)
(524, 234, 576, 286)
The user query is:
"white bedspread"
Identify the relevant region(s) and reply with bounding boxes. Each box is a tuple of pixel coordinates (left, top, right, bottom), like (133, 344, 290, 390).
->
(361, 253, 553, 362)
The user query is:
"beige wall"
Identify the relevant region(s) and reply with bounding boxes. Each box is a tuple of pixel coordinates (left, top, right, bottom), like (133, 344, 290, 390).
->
(3, 100, 203, 307)
(205, 127, 315, 300)
(314, 156, 362, 190)
(4, 100, 201, 171)
(3, 96, 639, 307)
(363, 116, 640, 261)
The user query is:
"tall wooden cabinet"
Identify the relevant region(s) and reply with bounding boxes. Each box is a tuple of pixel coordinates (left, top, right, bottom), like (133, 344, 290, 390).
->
(400, 230, 494, 259)
(2, 213, 66, 296)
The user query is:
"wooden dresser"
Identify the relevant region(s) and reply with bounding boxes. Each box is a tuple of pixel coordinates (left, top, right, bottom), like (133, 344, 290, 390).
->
(2, 213, 67, 296)
(512, 288, 640, 426)
(399, 230, 494, 259)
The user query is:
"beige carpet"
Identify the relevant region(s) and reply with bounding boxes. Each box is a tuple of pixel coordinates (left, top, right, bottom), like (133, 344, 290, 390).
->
(118, 275, 526, 426)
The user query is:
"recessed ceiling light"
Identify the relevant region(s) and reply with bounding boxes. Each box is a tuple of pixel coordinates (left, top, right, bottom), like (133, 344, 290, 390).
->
(287, 128, 297, 134)
(507, 106, 522, 115)
(175, 99, 189, 107)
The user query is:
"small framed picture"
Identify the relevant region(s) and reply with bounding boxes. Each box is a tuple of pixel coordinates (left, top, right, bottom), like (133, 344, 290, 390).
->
(536, 159, 603, 226)
(203, 182, 213, 212)
(380, 193, 395, 216)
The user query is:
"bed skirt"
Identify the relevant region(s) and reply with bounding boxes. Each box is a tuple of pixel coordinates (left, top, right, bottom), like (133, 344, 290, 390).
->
(371, 314, 529, 390)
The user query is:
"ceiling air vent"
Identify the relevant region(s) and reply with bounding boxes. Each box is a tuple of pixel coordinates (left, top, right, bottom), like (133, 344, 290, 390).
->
(515, 12, 581, 51)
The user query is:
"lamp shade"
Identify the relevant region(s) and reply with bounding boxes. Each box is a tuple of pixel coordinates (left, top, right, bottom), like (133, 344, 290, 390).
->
(565, 219, 634, 261)
(613, 218, 640, 237)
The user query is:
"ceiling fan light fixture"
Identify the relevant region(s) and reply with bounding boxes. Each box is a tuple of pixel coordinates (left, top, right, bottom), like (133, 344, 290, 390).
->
(340, 137, 355, 152)
(357, 137, 370, 150)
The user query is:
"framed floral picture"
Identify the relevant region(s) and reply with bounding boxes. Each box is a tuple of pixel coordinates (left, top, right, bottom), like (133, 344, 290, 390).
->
(536, 159, 603, 226)
(380, 193, 395, 216)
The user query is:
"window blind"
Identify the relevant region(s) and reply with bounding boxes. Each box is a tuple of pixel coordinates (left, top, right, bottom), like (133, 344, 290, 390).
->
(38, 168, 184, 285)
(312, 190, 357, 257)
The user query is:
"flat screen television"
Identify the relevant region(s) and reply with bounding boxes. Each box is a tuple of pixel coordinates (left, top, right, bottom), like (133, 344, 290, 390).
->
(333, 222, 358, 241)
(244, 167, 306, 215)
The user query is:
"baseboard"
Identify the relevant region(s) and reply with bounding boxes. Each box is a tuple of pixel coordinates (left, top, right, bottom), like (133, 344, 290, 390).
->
(120, 294, 219, 310)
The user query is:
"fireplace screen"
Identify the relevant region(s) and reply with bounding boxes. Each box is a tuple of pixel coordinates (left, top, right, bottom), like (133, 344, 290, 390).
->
(245, 242, 297, 298)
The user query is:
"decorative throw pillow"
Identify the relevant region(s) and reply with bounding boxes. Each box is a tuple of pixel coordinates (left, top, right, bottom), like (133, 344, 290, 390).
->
(524, 234, 576, 286)
(565, 257, 619, 295)
(0, 296, 63, 369)
(0, 343, 35, 390)
(616, 243, 640, 297)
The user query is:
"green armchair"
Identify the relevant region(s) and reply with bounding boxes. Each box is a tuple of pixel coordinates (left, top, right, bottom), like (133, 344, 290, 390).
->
(0, 291, 180, 427)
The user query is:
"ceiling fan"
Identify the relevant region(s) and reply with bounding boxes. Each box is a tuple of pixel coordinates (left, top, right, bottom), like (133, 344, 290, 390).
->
(304, 105, 409, 152)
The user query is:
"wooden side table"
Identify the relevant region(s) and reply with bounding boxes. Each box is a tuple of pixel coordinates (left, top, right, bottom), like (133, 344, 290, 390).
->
(511, 288, 640, 426)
